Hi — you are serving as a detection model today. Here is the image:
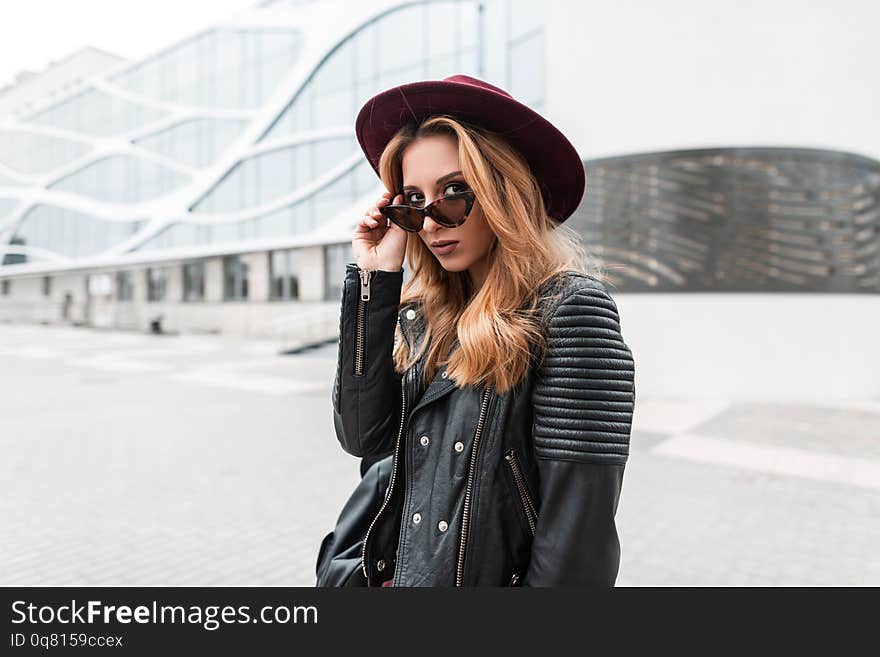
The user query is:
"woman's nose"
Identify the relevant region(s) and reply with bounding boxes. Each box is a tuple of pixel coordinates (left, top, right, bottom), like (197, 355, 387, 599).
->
(420, 214, 444, 233)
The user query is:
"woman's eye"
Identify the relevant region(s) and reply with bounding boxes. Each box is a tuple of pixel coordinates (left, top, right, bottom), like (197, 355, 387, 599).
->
(444, 182, 468, 196)
(406, 183, 466, 205)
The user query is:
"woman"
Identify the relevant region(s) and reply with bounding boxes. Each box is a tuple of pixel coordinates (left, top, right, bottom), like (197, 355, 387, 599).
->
(329, 74, 635, 586)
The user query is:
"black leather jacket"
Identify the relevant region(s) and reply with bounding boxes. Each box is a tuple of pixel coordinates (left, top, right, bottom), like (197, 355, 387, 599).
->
(331, 263, 635, 586)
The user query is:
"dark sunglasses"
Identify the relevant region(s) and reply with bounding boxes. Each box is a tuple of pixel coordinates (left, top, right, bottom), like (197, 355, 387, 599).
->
(380, 190, 476, 232)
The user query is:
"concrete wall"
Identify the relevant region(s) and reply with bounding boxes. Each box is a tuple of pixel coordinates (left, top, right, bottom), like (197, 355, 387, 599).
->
(0, 249, 342, 348)
(546, 0, 880, 161)
(614, 293, 880, 402)
(538, 0, 880, 401)
(6, 262, 878, 400)
(298, 246, 326, 302)
(204, 257, 224, 304)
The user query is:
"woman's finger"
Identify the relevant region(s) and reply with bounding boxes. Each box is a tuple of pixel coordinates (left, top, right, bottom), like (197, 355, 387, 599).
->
(356, 215, 376, 232)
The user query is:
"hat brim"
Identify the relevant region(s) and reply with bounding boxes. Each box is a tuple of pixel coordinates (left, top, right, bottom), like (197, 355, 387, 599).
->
(355, 79, 585, 222)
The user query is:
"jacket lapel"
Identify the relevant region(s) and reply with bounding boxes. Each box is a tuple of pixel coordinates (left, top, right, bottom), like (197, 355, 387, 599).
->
(398, 303, 460, 416)
(397, 275, 566, 418)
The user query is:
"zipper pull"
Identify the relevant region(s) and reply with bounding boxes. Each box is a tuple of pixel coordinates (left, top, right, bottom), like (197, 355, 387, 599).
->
(359, 268, 372, 301)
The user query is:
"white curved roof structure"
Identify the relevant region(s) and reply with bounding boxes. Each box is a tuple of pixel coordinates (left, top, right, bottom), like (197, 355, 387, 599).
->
(0, 0, 546, 273)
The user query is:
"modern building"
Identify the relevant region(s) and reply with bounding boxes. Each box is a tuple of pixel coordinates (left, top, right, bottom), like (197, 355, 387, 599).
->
(0, 46, 127, 120)
(0, 0, 544, 344)
(1, 0, 878, 394)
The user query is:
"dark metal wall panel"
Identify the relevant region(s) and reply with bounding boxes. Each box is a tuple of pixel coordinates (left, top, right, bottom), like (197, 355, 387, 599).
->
(568, 147, 880, 293)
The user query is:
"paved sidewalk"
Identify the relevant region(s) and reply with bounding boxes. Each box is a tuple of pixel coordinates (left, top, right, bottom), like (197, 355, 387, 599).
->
(0, 324, 877, 586)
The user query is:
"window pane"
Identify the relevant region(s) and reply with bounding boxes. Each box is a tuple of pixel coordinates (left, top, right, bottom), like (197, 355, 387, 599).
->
(193, 137, 358, 213)
(223, 256, 237, 300)
(25, 87, 168, 137)
(183, 261, 205, 302)
(115, 271, 134, 301)
(0, 171, 26, 187)
(509, 0, 544, 41)
(14, 205, 143, 259)
(132, 159, 377, 256)
(134, 118, 246, 168)
(270, 250, 287, 299)
(146, 267, 167, 301)
(111, 29, 303, 109)
(323, 242, 354, 300)
(223, 255, 249, 300)
(240, 260, 249, 300)
(262, 1, 480, 140)
(508, 33, 544, 107)
(49, 155, 189, 203)
(0, 198, 18, 221)
(286, 248, 300, 299)
(0, 130, 91, 175)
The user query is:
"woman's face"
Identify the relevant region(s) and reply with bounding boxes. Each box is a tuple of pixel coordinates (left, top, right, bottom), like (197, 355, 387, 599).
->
(401, 134, 496, 286)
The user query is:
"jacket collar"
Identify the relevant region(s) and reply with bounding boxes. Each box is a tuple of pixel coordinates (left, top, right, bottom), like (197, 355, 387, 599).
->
(397, 272, 572, 349)
(396, 270, 575, 413)
(398, 302, 462, 415)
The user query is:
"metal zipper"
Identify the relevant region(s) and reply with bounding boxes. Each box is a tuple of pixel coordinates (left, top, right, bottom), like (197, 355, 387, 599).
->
(505, 448, 538, 536)
(360, 362, 408, 583)
(455, 385, 494, 587)
(354, 268, 371, 376)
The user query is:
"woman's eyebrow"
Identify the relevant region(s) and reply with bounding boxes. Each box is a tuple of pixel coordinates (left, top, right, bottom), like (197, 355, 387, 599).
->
(402, 170, 463, 192)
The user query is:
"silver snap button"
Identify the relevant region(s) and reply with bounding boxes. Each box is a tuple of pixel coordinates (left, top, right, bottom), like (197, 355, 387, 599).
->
(405, 309, 416, 320)
(412, 512, 421, 525)
(454, 441, 464, 453)
(441, 370, 448, 378)
(420, 435, 430, 446)
(377, 559, 386, 572)
(438, 520, 448, 532)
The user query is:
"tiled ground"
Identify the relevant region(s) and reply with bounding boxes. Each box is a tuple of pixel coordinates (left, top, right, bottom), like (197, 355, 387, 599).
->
(1, 323, 877, 586)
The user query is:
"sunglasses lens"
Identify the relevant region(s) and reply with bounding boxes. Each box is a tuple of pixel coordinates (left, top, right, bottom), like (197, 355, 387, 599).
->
(430, 194, 471, 227)
(382, 206, 422, 232)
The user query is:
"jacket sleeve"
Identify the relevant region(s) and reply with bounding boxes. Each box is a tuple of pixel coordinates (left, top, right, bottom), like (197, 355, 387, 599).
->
(331, 263, 404, 458)
(522, 280, 635, 587)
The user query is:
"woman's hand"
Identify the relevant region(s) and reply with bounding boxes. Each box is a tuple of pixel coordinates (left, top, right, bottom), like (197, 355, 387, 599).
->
(353, 191, 408, 272)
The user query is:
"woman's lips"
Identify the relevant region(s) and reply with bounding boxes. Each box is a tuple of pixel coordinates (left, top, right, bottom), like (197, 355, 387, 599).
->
(432, 241, 459, 255)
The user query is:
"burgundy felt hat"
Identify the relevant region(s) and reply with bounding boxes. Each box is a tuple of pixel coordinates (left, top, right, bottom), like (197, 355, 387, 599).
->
(354, 74, 585, 223)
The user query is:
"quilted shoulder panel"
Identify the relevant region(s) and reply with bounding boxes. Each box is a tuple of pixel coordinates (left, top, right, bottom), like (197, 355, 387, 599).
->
(532, 276, 635, 465)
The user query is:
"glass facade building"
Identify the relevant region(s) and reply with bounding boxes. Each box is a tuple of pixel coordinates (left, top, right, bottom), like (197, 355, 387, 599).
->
(0, 0, 544, 279)
(0, 0, 546, 337)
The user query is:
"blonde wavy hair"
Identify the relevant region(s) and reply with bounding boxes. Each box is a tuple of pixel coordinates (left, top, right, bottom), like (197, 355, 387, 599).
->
(378, 115, 604, 394)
